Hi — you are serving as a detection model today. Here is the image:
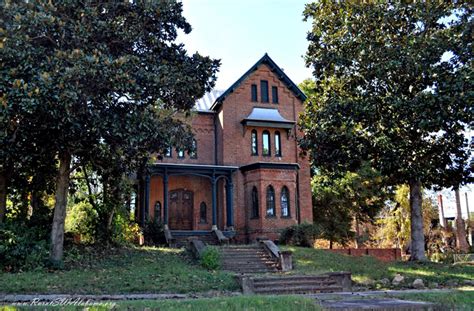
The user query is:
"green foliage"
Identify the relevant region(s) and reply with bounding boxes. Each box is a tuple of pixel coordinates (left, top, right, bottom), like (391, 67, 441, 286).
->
(309, 164, 389, 247)
(0, 223, 48, 272)
(142, 218, 166, 245)
(200, 246, 221, 270)
(375, 185, 439, 250)
(0, 246, 238, 294)
(301, 2, 472, 260)
(65, 201, 98, 244)
(279, 223, 322, 247)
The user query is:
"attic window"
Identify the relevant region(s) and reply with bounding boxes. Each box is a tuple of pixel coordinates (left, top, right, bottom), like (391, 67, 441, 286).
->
(260, 80, 269, 103)
(272, 86, 278, 104)
(251, 84, 258, 102)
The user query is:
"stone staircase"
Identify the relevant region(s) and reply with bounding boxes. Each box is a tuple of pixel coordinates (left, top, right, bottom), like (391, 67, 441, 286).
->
(238, 273, 352, 295)
(170, 230, 217, 247)
(220, 244, 278, 274)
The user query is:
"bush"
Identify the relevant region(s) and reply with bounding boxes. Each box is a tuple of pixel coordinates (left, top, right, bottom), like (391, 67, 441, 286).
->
(200, 246, 221, 270)
(279, 223, 321, 247)
(0, 223, 49, 272)
(143, 218, 166, 245)
(65, 201, 98, 244)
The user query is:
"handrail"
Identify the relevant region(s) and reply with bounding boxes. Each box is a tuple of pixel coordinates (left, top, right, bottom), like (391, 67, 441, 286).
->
(212, 228, 229, 245)
(260, 240, 293, 271)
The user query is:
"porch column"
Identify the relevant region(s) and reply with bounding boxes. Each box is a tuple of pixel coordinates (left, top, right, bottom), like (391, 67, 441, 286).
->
(140, 178, 145, 227)
(163, 170, 169, 228)
(144, 174, 150, 221)
(211, 174, 217, 230)
(226, 176, 234, 229)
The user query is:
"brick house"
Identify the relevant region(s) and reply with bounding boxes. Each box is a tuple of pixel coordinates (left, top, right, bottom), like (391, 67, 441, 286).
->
(137, 54, 312, 243)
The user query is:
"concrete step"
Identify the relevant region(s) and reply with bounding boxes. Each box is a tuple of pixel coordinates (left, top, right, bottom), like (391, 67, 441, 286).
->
(254, 279, 337, 287)
(253, 275, 338, 284)
(253, 285, 343, 294)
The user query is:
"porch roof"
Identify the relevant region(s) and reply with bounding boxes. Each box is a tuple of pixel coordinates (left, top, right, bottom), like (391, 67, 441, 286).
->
(149, 163, 238, 177)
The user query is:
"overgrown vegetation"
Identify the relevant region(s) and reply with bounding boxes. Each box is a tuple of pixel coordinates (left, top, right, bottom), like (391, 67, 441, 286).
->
(0, 246, 237, 294)
(279, 223, 321, 247)
(200, 246, 221, 270)
(284, 246, 474, 288)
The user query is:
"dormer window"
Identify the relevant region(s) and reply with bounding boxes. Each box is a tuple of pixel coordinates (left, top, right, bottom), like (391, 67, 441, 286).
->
(260, 80, 269, 103)
(251, 84, 258, 102)
(272, 86, 278, 104)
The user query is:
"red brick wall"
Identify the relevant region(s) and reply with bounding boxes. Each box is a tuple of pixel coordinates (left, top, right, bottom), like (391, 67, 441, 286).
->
(325, 248, 402, 262)
(159, 112, 215, 165)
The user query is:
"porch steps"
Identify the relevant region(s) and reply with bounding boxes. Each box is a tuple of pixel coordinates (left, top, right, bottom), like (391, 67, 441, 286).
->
(252, 275, 342, 294)
(171, 230, 217, 247)
(220, 245, 278, 274)
(238, 273, 351, 295)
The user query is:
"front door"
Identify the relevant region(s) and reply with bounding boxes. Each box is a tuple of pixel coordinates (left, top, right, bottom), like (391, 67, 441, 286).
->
(169, 189, 193, 230)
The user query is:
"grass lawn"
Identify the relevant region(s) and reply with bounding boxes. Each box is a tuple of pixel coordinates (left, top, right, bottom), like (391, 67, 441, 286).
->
(0, 246, 238, 294)
(1, 296, 322, 311)
(390, 287, 474, 310)
(283, 246, 474, 288)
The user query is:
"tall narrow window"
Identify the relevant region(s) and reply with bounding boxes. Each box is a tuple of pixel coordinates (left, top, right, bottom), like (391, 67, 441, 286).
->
(262, 130, 270, 156)
(260, 80, 269, 103)
(251, 130, 258, 155)
(154, 201, 162, 222)
(272, 86, 278, 104)
(275, 131, 281, 157)
(177, 148, 184, 158)
(199, 202, 207, 223)
(281, 187, 290, 217)
(251, 84, 258, 102)
(165, 146, 172, 157)
(266, 185, 275, 217)
(189, 139, 197, 159)
(251, 186, 259, 218)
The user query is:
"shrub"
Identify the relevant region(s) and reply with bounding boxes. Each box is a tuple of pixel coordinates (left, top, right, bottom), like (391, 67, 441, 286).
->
(279, 223, 322, 247)
(143, 218, 166, 245)
(200, 246, 221, 270)
(65, 201, 98, 244)
(0, 223, 49, 272)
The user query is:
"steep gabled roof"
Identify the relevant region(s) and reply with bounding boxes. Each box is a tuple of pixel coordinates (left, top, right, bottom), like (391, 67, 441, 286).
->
(209, 53, 307, 111)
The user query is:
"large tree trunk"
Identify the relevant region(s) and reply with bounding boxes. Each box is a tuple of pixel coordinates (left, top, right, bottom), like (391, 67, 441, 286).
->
(49, 152, 72, 264)
(0, 170, 6, 223)
(409, 180, 427, 261)
(454, 189, 469, 253)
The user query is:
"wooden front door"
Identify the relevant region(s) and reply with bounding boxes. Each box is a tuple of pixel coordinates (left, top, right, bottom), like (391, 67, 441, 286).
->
(169, 189, 193, 230)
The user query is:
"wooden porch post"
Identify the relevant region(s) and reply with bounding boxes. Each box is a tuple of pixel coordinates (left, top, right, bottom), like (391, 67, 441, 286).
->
(145, 174, 150, 221)
(226, 176, 234, 229)
(163, 169, 169, 228)
(212, 173, 217, 230)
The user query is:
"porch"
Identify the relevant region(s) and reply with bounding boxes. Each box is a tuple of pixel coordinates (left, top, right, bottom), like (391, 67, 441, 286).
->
(138, 163, 238, 234)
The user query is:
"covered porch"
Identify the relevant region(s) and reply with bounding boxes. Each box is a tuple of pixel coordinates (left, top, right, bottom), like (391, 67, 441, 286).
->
(139, 163, 238, 235)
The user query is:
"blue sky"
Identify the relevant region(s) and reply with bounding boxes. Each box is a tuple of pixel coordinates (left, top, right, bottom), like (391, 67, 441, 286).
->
(178, 0, 312, 90)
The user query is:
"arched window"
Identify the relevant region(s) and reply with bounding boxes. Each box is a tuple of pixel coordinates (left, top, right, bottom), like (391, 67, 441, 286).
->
(281, 187, 290, 217)
(262, 130, 270, 156)
(266, 185, 275, 217)
(251, 187, 259, 218)
(190, 139, 197, 159)
(154, 201, 162, 221)
(199, 202, 207, 223)
(251, 130, 258, 155)
(275, 131, 281, 157)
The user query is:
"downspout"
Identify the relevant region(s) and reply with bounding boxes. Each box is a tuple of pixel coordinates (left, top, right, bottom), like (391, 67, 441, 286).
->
(296, 168, 301, 224)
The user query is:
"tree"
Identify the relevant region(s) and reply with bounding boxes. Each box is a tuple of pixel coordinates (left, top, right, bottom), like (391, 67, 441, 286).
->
(311, 164, 389, 248)
(375, 185, 438, 251)
(301, 2, 473, 260)
(2, 1, 219, 264)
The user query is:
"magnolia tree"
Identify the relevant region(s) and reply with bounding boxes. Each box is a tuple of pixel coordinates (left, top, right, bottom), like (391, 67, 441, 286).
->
(1, 1, 219, 264)
(300, 2, 472, 260)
